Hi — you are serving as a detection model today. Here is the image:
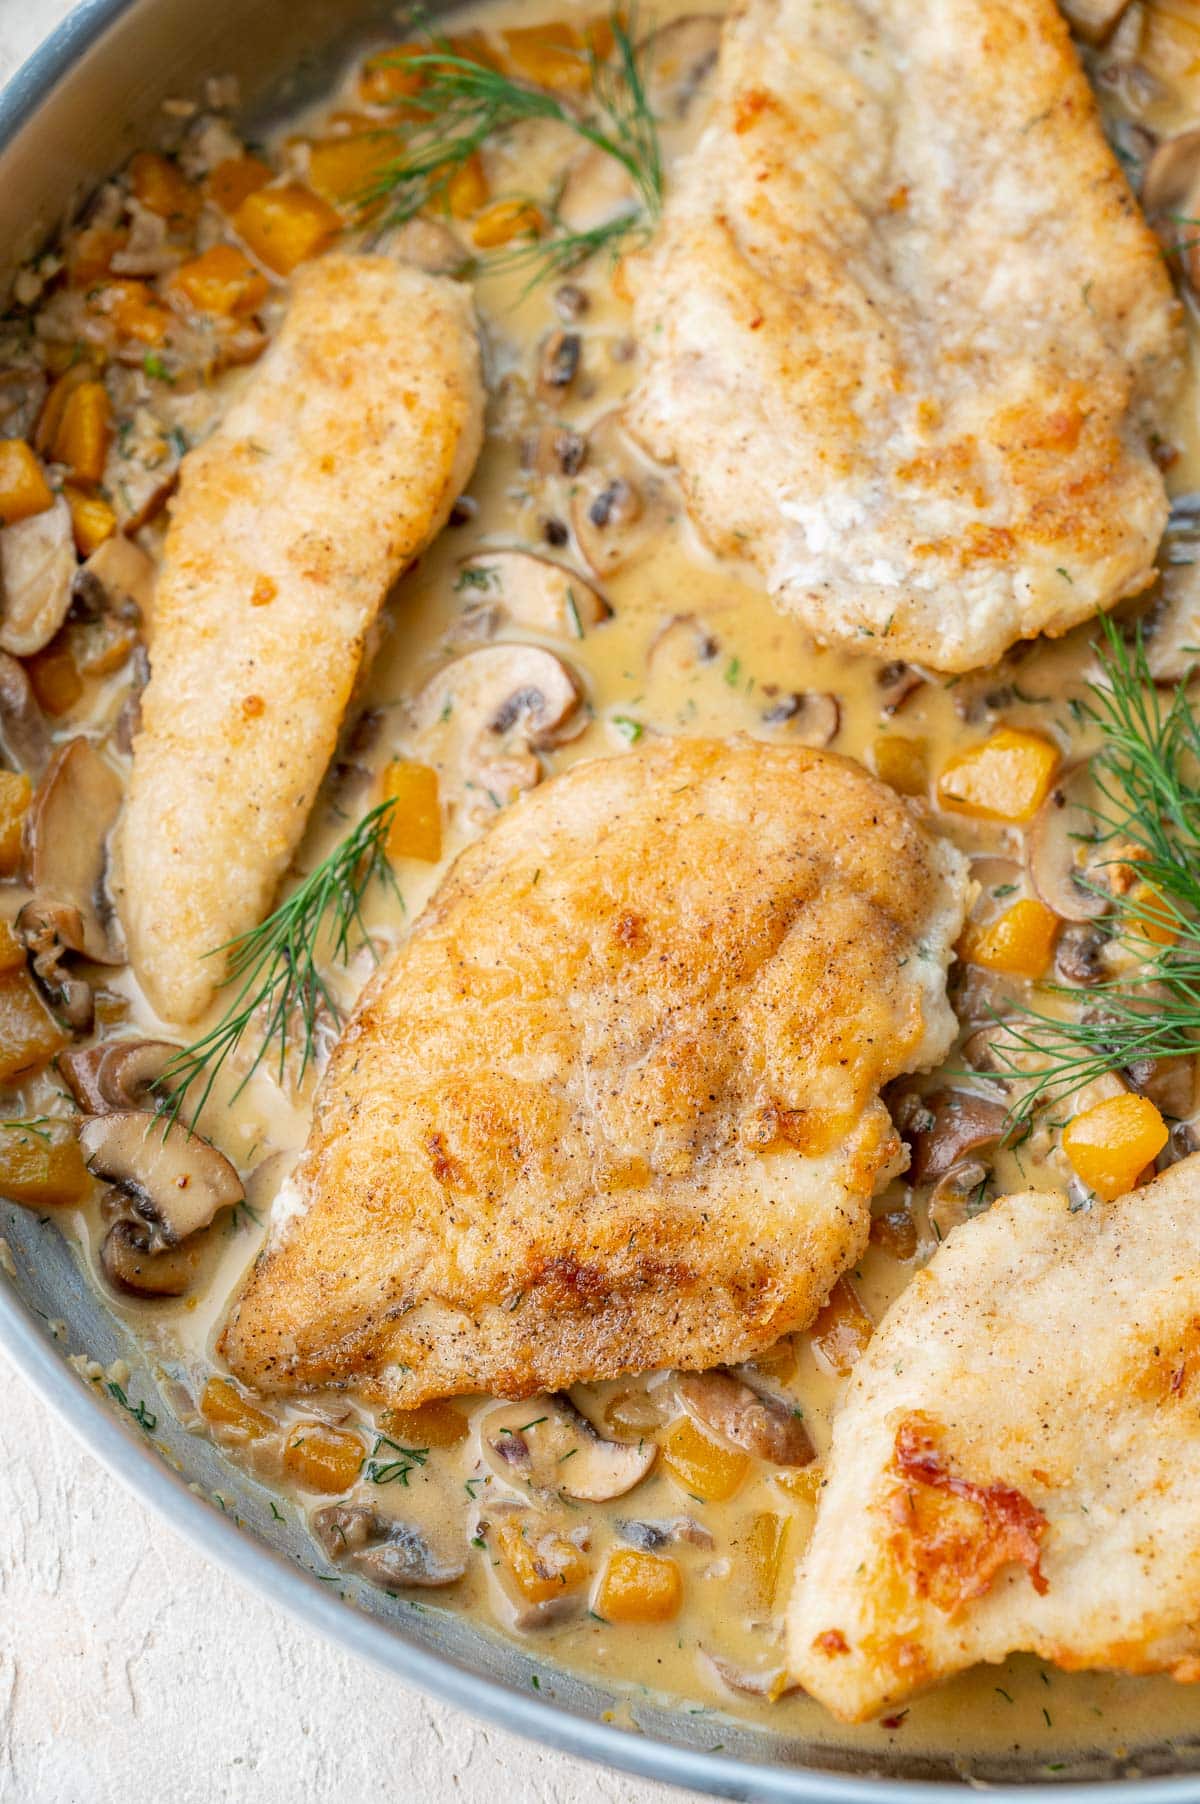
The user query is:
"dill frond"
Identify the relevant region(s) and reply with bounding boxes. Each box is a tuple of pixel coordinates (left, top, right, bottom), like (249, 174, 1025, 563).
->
(996, 616, 1200, 1126)
(156, 800, 400, 1129)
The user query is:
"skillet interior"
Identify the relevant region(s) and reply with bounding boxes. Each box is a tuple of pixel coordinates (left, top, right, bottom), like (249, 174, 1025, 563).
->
(1, 2, 1200, 1796)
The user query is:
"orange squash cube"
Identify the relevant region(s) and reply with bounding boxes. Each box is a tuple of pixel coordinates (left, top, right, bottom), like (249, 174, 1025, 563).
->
(0, 969, 69, 1081)
(499, 19, 611, 91)
(200, 1376, 275, 1439)
(1062, 1092, 1168, 1203)
(0, 771, 30, 875)
(307, 135, 395, 212)
(0, 440, 53, 525)
(809, 1276, 874, 1375)
(128, 150, 200, 222)
(743, 1511, 789, 1611)
(0, 919, 26, 974)
(937, 727, 1061, 824)
(445, 153, 489, 219)
(206, 154, 273, 215)
(472, 199, 545, 249)
(358, 43, 428, 107)
(170, 244, 270, 317)
(234, 184, 340, 275)
(380, 760, 442, 863)
(378, 1399, 467, 1448)
(282, 1420, 363, 1492)
(51, 382, 111, 485)
(1126, 881, 1178, 949)
(962, 897, 1060, 979)
(63, 485, 117, 556)
(872, 734, 927, 797)
(89, 279, 171, 348)
(594, 1548, 683, 1624)
(0, 1117, 89, 1207)
(26, 641, 83, 716)
(492, 1512, 589, 1604)
(662, 1416, 749, 1502)
(67, 225, 128, 286)
(774, 1464, 823, 1507)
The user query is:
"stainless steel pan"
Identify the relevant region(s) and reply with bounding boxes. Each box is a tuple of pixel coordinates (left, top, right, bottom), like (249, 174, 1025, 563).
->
(0, 5, 1198, 1796)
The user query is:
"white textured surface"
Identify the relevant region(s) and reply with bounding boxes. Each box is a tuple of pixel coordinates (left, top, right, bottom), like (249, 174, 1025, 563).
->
(0, 7, 685, 1801)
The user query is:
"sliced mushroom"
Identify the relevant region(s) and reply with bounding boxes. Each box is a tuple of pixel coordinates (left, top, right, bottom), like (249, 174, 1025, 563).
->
(79, 1110, 244, 1248)
(642, 14, 722, 122)
(23, 736, 125, 962)
(1028, 763, 1108, 924)
(377, 216, 470, 276)
(57, 1038, 177, 1113)
(0, 496, 75, 657)
(571, 411, 674, 579)
(927, 1158, 991, 1239)
(648, 612, 720, 679)
(16, 901, 96, 1030)
(1126, 1053, 1195, 1121)
(1141, 127, 1200, 219)
(759, 691, 840, 747)
(1059, 0, 1134, 45)
(99, 1217, 201, 1298)
(482, 1393, 656, 1501)
(0, 651, 49, 775)
(311, 1504, 464, 1588)
(556, 146, 640, 235)
(1143, 563, 1200, 684)
(702, 1650, 800, 1700)
(675, 1368, 815, 1467)
(71, 531, 155, 624)
(456, 551, 610, 639)
(615, 1515, 713, 1551)
(876, 660, 925, 716)
(1055, 921, 1110, 987)
(906, 1088, 1006, 1185)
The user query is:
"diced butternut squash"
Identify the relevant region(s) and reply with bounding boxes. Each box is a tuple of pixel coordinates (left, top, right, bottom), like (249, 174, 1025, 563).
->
(492, 1512, 589, 1603)
(872, 734, 927, 797)
(0, 771, 31, 875)
(0, 969, 69, 1081)
(743, 1511, 789, 1611)
(662, 1415, 749, 1502)
(206, 154, 273, 215)
(307, 134, 396, 212)
(1127, 880, 1178, 949)
(937, 727, 1061, 823)
(809, 1275, 874, 1376)
(169, 244, 270, 317)
(1062, 1092, 1168, 1203)
(472, 199, 545, 249)
(282, 1420, 364, 1492)
(200, 1376, 275, 1439)
(0, 440, 53, 525)
(378, 1399, 467, 1448)
(0, 919, 26, 974)
(445, 153, 489, 219)
(89, 279, 171, 348)
(67, 225, 128, 286)
(63, 484, 117, 556)
(358, 43, 428, 107)
(128, 150, 200, 222)
(381, 759, 442, 863)
(51, 381, 111, 485)
(498, 17, 614, 90)
(66, 611, 139, 678)
(0, 1117, 89, 1207)
(594, 1548, 682, 1624)
(749, 1334, 798, 1381)
(961, 897, 1059, 979)
(26, 641, 83, 716)
(774, 1463, 823, 1507)
(234, 184, 340, 275)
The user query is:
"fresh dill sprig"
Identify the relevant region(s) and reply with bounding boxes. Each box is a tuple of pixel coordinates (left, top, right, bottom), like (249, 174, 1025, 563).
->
(156, 800, 400, 1128)
(994, 616, 1200, 1126)
(0, 1115, 53, 1144)
(360, 8, 662, 283)
(362, 1432, 430, 1487)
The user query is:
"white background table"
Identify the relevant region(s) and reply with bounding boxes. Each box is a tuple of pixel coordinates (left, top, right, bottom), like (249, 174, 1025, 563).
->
(0, 5, 686, 1799)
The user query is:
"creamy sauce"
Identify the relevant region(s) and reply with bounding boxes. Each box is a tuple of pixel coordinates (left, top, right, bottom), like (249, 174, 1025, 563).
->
(5, 0, 1200, 1774)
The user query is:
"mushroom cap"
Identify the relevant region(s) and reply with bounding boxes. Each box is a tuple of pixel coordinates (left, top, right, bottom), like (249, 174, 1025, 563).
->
(483, 1393, 657, 1502)
(456, 550, 610, 639)
(100, 1217, 201, 1298)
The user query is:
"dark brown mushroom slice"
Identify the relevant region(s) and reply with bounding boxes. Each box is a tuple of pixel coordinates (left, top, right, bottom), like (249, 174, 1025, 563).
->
(311, 1504, 465, 1588)
(1028, 763, 1108, 924)
(57, 1038, 178, 1113)
(675, 1368, 815, 1467)
(0, 496, 75, 657)
(100, 1217, 201, 1298)
(906, 1088, 1007, 1185)
(571, 411, 674, 579)
(760, 691, 840, 747)
(23, 736, 125, 964)
(0, 651, 49, 776)
(456, 551, 610, 638)
(79, 1110, 244, 1249)
(482, 1393, 657, 1501)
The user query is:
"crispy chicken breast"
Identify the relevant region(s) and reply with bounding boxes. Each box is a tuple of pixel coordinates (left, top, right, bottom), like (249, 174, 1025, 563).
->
(116, 254, 485, 1022)
(789, 1159, 1200, 1722)
(627, 0, 1182, 673)
(221, 738, 968, 1404)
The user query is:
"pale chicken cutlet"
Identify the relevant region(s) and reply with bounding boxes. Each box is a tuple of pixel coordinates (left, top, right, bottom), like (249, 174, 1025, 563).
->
(220, 738, 968, 1404)
(116, 254, 485, 1022)
(627, 0, 1183, 673)
(789, 1158, 1200, 1722)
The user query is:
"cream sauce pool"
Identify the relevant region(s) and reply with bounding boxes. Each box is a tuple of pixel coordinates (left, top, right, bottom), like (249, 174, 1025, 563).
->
(4, 0, 1200, 1776)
